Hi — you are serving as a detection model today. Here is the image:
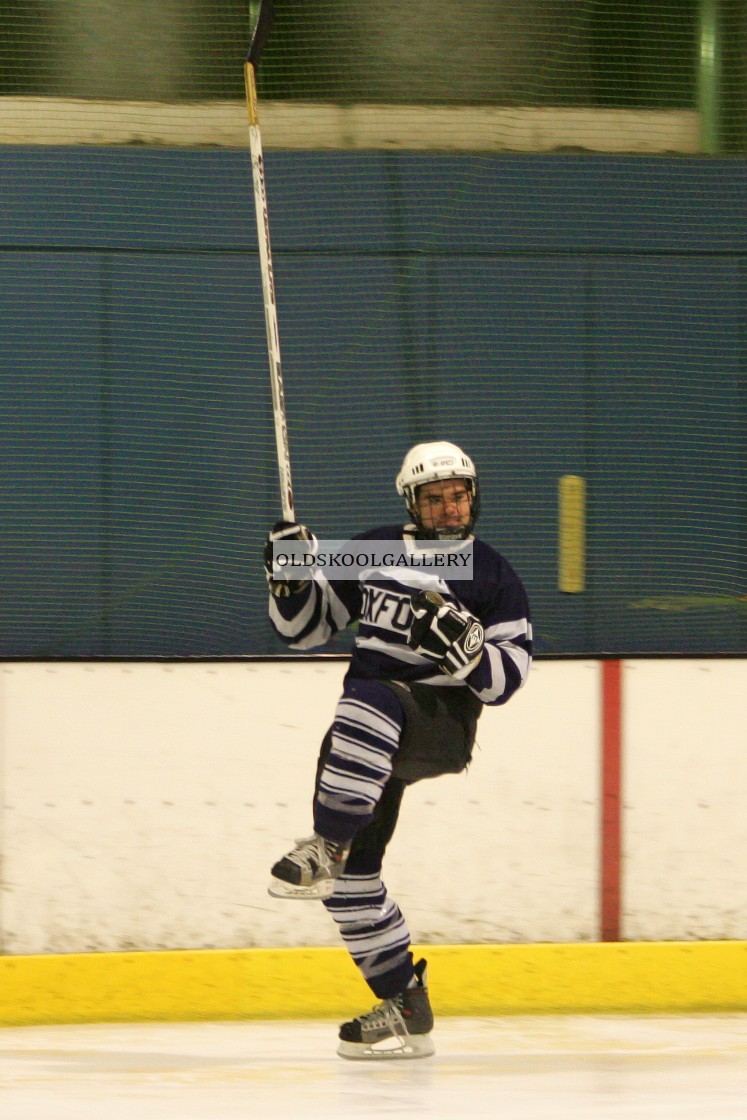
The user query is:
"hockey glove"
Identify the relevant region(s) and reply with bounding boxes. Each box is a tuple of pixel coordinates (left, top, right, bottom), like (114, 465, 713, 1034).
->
(408, 590, 485, 680)
(264, 520, 317, 597)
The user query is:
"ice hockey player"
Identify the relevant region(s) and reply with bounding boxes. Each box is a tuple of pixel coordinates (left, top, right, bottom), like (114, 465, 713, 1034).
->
(264, 441, 532, 1059)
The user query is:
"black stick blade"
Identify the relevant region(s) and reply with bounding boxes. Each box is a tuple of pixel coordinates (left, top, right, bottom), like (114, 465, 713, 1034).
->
(247, 0, 275, 67)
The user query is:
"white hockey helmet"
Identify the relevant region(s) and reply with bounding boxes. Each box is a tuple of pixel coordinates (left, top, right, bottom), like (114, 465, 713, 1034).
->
(396, 441, 479, 536)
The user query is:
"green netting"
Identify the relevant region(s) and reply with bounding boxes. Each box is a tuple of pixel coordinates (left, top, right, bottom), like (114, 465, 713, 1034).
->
(0, 2, 745, 657)
(0, 2, 745, 146)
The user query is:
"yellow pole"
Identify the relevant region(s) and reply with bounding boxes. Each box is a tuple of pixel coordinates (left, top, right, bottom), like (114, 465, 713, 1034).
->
(558, 474, 586, 593)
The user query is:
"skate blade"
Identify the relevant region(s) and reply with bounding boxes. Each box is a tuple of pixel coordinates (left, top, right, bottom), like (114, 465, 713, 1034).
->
(267, 877, 335, 901)
(337, 1033, 435, 1061)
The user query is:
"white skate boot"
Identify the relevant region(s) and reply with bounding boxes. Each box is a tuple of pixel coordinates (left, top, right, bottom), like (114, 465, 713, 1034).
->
(268, 833, 350, 900)
(337, 958, 435, 1060)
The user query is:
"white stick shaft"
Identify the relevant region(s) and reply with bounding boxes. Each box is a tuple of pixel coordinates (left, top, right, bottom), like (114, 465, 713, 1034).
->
(244, 60, 295, 522)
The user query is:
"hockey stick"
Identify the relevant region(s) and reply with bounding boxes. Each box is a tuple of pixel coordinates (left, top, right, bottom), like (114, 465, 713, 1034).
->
(244, 0, 295, 521)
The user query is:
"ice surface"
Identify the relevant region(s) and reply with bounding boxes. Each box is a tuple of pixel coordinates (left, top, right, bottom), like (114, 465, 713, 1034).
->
(1, 1014, 746, 1120)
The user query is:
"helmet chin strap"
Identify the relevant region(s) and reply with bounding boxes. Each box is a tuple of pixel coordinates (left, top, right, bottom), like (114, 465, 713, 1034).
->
(414, 524, 471, 542)
(407, 504, 475, 542)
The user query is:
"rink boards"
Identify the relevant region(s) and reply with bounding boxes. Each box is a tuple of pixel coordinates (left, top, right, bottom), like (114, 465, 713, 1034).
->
(0, 659, 745, 1025)
(1, 941, 746, 1026)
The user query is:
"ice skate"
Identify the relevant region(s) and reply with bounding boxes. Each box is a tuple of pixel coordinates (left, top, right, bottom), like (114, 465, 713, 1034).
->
(337, 958, 435, 1060)
(268, 833, 350, 900)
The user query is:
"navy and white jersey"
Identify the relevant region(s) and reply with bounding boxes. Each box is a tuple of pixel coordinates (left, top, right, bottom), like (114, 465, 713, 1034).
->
(269, 524, 532, 707)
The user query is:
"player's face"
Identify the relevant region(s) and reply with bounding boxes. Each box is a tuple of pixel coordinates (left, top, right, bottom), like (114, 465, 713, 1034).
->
(415, 479, 473, 532)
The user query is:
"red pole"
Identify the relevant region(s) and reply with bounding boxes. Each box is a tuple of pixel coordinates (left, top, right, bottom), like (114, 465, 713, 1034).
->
(601, 659, 622, 941)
